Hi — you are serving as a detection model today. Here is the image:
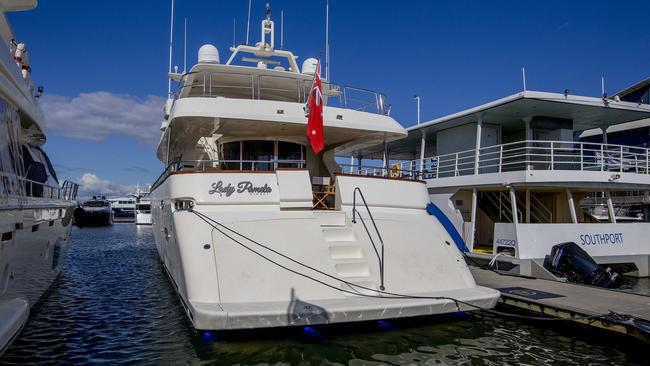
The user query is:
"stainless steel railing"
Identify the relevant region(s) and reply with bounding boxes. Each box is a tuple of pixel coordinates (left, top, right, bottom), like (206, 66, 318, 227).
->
(407, 140, 650, 179)
(0, 173, 79, 201)
(173, 71, 391, 115)
(151, 158, 306, 190)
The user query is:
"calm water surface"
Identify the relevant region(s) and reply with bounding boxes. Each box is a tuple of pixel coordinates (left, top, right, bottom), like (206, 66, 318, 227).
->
(0, 225, 645, 365)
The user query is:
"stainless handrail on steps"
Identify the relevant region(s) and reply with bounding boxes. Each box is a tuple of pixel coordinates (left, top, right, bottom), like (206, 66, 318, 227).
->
(351, 187, 385, 291)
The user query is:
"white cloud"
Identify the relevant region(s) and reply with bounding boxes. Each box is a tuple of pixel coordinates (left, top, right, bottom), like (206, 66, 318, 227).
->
(76, 172, 136, 198)
(40, 92, 165, 146)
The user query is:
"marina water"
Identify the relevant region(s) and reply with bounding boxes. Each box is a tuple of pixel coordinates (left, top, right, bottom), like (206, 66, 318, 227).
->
(0, 225, 645, 365)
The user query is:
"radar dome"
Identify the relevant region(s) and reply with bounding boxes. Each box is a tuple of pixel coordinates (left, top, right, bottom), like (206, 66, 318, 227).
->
(198, 44, 220, 64)
(302, 58, 319, 75)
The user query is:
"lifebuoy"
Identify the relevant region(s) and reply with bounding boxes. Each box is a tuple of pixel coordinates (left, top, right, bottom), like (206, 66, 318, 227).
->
(389, 163, 401, 178)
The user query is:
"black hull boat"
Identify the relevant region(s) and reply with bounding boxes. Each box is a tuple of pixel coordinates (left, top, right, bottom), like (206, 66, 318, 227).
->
(74, 197, 113, 228)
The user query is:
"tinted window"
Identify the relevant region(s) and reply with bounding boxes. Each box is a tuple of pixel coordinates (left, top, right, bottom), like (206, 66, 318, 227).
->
(242, 140, 274, 170)
(221, 141, 240, 170)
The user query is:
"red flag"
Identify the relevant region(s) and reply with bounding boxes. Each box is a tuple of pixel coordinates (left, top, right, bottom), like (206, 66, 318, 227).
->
(306, 65, 324, 154)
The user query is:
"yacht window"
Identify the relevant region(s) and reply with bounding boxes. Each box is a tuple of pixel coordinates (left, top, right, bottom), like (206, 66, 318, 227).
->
(85, 201, 109, 207)
(221, 141, 241, 170)
(36, 147, 58, 184)
(278, 141, 304, 168)
(242, 140, 274, 171)
(22, 145, 47, 197)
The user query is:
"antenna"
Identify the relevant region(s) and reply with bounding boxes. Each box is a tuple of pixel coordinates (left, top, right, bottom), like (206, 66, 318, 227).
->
(232, 18, 236, 47)
(325, 0, 330, 80)
(280, 10, 284, 49)
(167, 0, 175, 97)
(521, 67, 527, 91)
(601, 76, 606, 97)
(246, 0, 252, 45)
(183, 17, 187, 73)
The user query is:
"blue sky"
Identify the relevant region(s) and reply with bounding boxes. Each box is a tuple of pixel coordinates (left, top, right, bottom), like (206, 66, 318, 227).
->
(8, 0, 650, 194)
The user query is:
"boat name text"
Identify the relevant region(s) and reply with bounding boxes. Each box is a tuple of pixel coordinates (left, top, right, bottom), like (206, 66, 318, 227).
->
(579, 233, 623, 246)
(209, 181, 273, 197)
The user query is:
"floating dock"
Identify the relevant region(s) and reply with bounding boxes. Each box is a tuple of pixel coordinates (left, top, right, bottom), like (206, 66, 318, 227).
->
(471, 267, 650, 343)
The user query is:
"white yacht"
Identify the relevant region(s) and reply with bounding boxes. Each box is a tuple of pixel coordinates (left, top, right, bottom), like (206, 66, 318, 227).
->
(0, 0, 78, 354)
(151, 9, 498, 331)
(135, 193, 151, 225)
(107, 196, 136, 223)
(381, 90, 650, 279)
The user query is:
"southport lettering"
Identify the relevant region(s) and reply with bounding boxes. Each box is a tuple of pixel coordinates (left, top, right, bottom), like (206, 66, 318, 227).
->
(209, 181, 272, 197)
(579, 233, 624, 246)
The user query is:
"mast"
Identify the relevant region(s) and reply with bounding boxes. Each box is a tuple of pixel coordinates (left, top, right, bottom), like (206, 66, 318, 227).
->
(325, 0, 330, 81)
(246, 0, 252, 45)
(167, 0, 175, 98)
(183, 17, 187, 73)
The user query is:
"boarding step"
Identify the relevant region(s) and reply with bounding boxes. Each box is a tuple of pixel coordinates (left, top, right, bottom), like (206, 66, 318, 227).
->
(313, 211, 347, 227)
(328, 245, 364, 260)
(321, 227, 357, 242)
(335, 261, 371, 278)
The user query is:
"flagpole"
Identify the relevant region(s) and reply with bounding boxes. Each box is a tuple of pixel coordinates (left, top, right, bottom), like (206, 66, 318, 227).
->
(305, 58, 322, 107)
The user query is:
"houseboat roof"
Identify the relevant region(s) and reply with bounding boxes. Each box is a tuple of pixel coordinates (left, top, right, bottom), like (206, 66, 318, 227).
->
(409, 90, 650, 134)
(354, 91, 650, 160)
(613, 77, 650, 99)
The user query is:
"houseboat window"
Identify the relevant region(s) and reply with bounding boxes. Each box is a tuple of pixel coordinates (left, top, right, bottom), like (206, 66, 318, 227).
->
(242, 140, 274, 170)
(278, 141, 304, 168)
(221, 141, 241, 170)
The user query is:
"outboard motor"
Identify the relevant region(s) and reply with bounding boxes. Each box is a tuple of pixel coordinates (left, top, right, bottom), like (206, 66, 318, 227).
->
(543, 242, 622, 288)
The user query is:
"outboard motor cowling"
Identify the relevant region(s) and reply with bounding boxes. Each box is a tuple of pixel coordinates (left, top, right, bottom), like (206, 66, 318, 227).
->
(543, 242, 622, 288)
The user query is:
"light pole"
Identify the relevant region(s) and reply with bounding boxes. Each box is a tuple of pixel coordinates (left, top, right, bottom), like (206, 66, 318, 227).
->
(414, 95, 421, 125)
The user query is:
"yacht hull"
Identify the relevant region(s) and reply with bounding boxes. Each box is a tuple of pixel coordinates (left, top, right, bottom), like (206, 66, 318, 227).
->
(73, 207, 113, 228)
(151, 171, 500, 330)
(0, 204, 75, 351)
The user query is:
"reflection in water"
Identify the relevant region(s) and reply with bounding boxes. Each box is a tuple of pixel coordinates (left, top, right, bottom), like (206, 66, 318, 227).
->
(0, 225, 645, 365)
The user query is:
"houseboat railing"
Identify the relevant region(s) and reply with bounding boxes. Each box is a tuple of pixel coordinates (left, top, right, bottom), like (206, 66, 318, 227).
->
(173, 71, 391, 115)
(405, 140, 650, 179)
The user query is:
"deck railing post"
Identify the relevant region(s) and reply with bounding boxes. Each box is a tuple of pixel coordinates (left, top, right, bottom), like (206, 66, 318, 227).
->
(499, 144, 503, 173)
(454, 153, 459, 176)
(601, 144, 605, 171)
(550, 141, 554, 170)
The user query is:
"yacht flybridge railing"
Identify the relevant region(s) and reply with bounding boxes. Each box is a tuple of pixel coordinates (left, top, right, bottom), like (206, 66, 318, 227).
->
(409, 140, 650, 179)
(174, 71, 390, 115)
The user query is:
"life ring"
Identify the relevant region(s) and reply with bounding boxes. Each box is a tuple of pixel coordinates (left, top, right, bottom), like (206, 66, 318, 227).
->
(389, 164, 401, 178)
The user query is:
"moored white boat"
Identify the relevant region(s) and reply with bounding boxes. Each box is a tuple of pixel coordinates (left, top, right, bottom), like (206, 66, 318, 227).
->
(135, 193, 151, 225)
(150, 8, 499, 331)
(0, 0, 79, 354)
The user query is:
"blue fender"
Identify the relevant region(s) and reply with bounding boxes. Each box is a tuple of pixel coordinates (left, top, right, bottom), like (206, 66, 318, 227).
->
(426, 202, 468, 253)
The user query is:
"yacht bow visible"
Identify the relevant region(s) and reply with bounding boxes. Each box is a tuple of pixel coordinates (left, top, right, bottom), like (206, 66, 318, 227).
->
(151, 8, 498, 331)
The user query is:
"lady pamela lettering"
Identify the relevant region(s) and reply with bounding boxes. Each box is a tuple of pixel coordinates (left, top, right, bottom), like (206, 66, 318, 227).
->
(209, 181, 272, 197)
